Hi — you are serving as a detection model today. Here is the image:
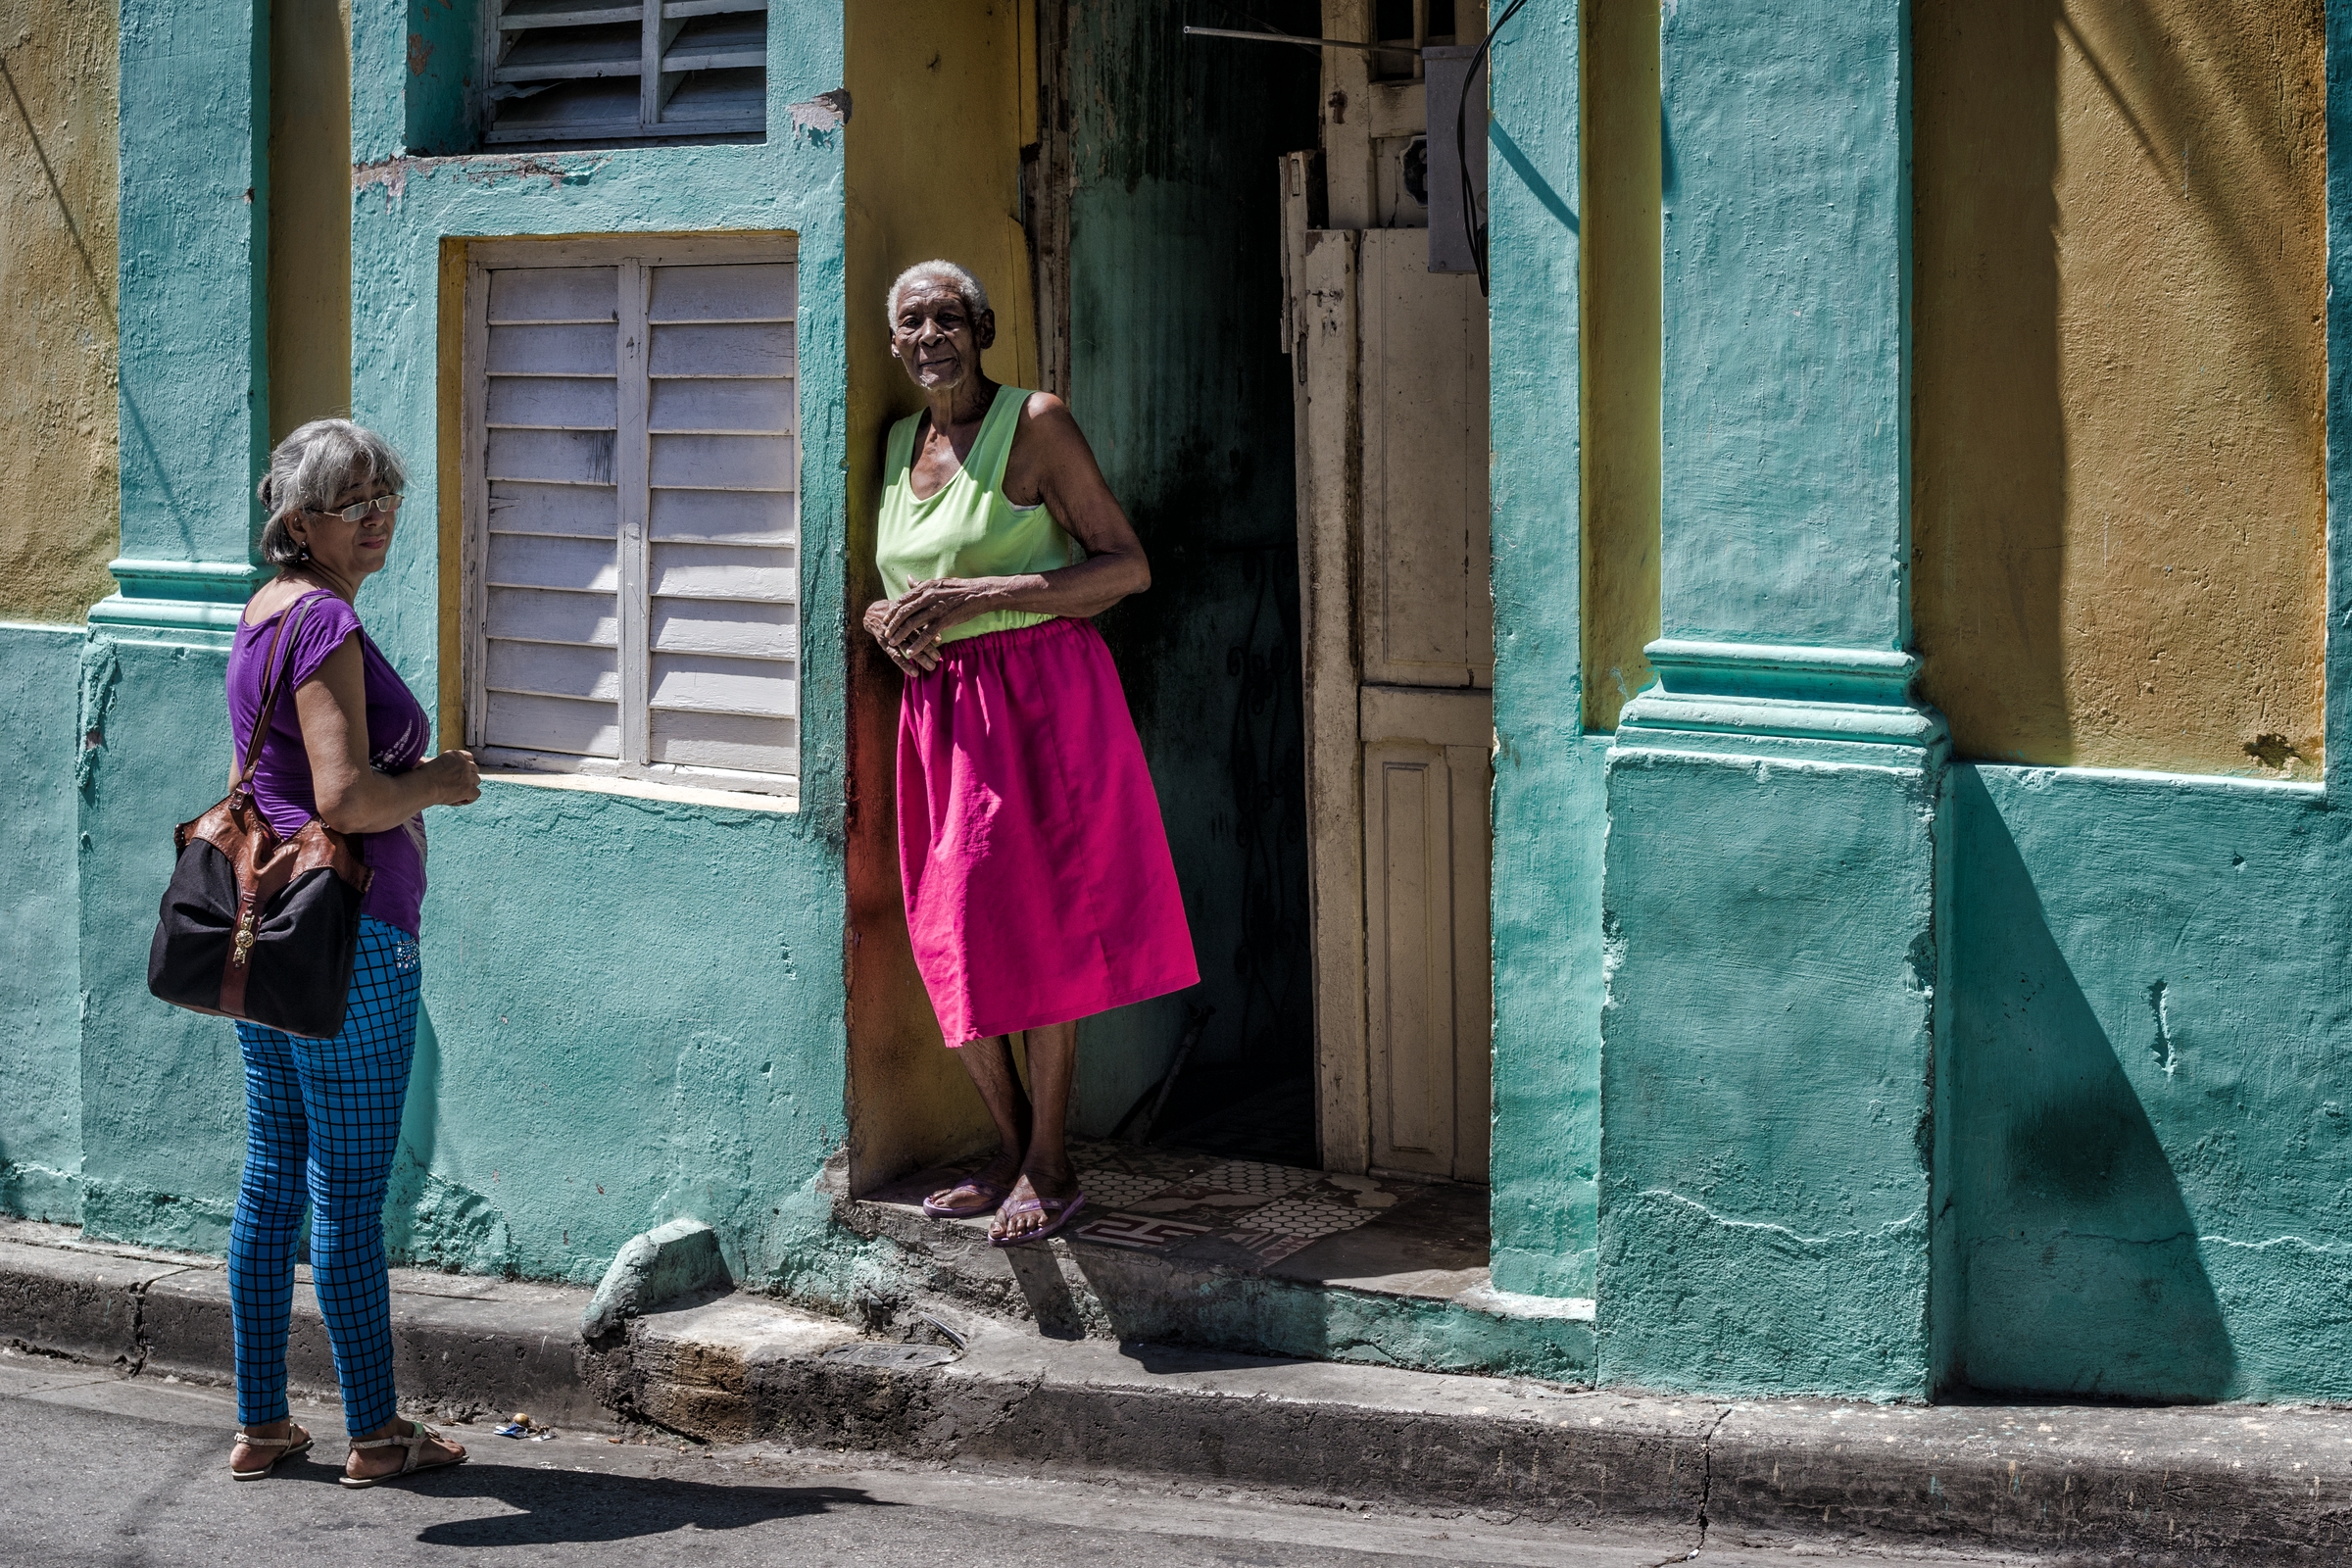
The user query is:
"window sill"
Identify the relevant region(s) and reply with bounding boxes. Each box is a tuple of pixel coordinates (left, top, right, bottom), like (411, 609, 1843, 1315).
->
(479, 768, 799, 815)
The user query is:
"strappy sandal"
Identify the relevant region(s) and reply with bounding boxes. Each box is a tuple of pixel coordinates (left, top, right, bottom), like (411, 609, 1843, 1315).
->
(988, 1190, 1086, 1248)
(922, 1175, 1009, 1219)
(340, 1419, 466, 1488)
(228, 1424, 313, 1481)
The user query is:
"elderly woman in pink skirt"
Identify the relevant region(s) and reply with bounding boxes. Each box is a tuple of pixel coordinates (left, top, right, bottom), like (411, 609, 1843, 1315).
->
(865, 260, 1198, 1246)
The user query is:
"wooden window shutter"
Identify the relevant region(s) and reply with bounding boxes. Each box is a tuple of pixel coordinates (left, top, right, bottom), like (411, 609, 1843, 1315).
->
(466, 237, 799, 800)
(485, 0, 768, 147)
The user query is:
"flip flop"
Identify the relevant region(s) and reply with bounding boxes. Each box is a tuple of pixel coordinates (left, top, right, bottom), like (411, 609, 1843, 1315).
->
(989, 1191, 1086, 1248)
(922, 1175, 1009, 1219)
(228, 1424, 313, 1481)
(340, 1420, 467, 1488)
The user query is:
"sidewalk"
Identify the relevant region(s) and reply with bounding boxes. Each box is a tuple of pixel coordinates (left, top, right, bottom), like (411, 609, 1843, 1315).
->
(6, 1216, 2349, 1562)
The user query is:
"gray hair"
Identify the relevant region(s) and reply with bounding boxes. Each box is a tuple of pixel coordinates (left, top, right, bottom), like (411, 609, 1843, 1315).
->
(886, 260, 991, 329)
(256, 418, 409, 566)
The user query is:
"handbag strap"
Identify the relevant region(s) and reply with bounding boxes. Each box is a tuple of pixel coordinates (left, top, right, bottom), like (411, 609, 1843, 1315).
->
(231, 595, 320, 797)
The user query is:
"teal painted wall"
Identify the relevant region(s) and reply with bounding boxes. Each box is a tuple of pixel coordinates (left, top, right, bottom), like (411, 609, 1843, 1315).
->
(335, 3, 856, 1286)
(115, 0, 268, 571)
(1061, 1, 1319, 1130)
(1951, 765, 2352, 1401)
(0, 625, 87, 1221)
(75, 637, 250, 1246)
(1656, 0, 1909, 651)
(60, 0, 871, 1295)
(1594, 0, 1948, 1399)
(1487, 6, 1603, 1299)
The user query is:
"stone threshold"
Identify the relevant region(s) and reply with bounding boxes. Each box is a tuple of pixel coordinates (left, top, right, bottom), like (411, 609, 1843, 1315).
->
(832, 1138, 1593, 1384)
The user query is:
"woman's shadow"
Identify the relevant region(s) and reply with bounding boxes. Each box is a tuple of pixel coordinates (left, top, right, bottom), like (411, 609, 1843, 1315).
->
(287, 1459, 897, 1546)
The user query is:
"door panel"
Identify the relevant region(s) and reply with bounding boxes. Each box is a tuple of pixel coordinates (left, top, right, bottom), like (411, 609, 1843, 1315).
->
(1288, 168, 1494, 1183)
(1358, 230, 1494, 691)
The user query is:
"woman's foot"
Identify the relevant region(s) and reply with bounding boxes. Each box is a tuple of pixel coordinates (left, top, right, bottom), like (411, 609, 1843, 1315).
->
(229, 1418, 311, 1479)
(926, 1150, 1023, 1218)
(344, 1416, 466, 1484)
(990, 1158, 1082, 1244)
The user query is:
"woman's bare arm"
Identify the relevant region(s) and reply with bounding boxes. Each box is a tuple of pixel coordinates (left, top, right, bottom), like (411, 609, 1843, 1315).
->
(878, 395, 1150, 663)
(291, 635, 480, 834)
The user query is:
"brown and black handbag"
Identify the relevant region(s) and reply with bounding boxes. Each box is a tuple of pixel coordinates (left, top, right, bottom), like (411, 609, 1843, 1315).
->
(146, 598, 373, 1039)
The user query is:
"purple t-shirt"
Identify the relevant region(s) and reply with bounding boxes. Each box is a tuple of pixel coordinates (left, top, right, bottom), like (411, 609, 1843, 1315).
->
(227, 590, 431, 936)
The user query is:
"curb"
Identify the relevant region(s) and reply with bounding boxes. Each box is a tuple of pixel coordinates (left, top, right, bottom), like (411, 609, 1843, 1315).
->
(0, 1222, 602, 1429)
(606, 1295, 2352, 1562)
(9, 1220, 2352, 1561)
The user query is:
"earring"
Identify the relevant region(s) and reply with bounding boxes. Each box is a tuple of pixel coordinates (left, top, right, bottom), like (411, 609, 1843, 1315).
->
(297, 543, 311, 563)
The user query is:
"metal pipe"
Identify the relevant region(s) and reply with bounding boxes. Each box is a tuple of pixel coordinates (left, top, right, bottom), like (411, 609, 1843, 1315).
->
(1180, 25, 1405, 56)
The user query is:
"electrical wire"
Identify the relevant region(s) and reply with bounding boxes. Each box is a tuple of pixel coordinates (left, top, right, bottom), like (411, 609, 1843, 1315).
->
(1458, 0, 1530, 297)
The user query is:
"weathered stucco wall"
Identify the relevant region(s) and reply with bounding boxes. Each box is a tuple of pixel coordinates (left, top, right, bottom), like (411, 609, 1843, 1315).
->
(1915, 0, 2328, 774)
(1579, 0, 1659, 733)
(1951, 766, 2352, 1400)
(64, 0, 877, 1300)
(0, 5, 120, 622)
(0, 624, 85, 1220)
(268, 0, 351, 437)
(841, 0, 1045, 1190)
(1489, 3, 1603, 1298)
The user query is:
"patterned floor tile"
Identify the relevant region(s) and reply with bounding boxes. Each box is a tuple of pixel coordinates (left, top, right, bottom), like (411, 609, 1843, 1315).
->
(1074, 1167, 1177, 1209)
(1195, 1159, 1324, 1199)
(1073, 1213, 1212, 1250)
(1248, 1196, 1383, 1241)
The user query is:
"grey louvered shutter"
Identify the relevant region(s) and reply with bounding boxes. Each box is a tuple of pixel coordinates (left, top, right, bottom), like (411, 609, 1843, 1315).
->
(485, 0, 768, 147)
(466, 239, 798, 798)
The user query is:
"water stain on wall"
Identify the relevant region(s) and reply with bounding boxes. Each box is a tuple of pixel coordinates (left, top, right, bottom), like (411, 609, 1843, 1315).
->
(1915, 0, 2327, 776)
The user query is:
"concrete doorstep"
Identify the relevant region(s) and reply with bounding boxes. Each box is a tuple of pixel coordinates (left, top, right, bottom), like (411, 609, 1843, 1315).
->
(5, 1220, 2351, 1563)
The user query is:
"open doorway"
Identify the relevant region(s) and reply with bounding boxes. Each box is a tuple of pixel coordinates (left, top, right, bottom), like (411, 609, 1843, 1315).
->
(1043, 1, 1495, 1186)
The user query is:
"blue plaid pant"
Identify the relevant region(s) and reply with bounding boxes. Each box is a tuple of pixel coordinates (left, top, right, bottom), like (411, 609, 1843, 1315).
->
(228, 915, 420, 1436)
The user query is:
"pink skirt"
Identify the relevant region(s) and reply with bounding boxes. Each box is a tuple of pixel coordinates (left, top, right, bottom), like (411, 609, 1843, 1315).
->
(896, 616, 1199, 1045)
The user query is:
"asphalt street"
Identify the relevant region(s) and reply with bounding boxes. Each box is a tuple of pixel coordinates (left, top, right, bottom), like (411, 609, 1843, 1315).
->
(0, 1349, 2041, 1568)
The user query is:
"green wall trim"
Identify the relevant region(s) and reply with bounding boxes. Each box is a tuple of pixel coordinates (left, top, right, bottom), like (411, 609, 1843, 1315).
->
(116, 0, 269, 571)
(1486, 0, 1597, 1299)
(1657, 0, 1911, 651)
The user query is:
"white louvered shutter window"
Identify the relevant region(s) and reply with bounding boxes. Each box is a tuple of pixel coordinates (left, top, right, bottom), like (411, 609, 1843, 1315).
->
(484, 0, 768, 147)
(465, 237, 799, 801)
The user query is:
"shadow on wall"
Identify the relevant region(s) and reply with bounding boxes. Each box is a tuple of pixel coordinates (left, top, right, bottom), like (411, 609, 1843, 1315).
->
(1915, 0, 2326, 773)
(1951, 770, 2232, 1400)
(1914, 0, 2069, 760)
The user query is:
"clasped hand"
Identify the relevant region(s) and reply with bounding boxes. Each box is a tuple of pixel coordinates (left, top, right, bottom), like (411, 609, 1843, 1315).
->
(865, 579, 1002, 675)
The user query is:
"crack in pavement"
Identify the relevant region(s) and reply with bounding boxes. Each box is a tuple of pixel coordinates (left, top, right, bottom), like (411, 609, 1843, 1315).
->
(1650, 1404, 1733, 1566)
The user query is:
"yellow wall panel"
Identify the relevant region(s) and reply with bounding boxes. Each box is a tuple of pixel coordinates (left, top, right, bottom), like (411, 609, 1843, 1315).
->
(269, 0, 354, 441)
(0, 6, 120, 622)
(1580, 0, 1661, 732)
(1916, 0, 2327, 774)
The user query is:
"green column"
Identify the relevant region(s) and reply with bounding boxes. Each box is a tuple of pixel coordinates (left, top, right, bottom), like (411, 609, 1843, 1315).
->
(1595, 0, 1954, 1397)
(94, 0, 271, 641)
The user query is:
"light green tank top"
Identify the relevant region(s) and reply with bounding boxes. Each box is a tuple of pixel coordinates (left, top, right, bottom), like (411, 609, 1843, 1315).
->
(875, 383, 1085, 646)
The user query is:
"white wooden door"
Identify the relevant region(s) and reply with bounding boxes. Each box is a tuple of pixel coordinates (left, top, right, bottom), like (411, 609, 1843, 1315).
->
(1286, 185, 1494, 1182)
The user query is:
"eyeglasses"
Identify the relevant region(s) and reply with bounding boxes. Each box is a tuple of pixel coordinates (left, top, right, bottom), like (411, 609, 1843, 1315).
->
(314, 494, 403, 523)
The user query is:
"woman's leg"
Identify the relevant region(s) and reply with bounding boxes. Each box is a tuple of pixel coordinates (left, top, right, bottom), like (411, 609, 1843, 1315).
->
(993, 1020, 1081, 1242)
(228, 1019, 309, 1437)
(931, 1035, 1033, 1209)
(290, 919, 419, 1439)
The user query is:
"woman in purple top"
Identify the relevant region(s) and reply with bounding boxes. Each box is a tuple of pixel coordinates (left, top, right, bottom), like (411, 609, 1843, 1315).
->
(222, 419, 480, 1487)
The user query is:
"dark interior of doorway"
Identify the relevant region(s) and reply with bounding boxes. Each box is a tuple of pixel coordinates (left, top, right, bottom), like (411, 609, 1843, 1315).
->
(1051, 1, 1322, 1168)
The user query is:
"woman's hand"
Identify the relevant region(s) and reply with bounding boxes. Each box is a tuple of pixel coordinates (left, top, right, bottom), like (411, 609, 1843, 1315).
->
(865, 597, 936, 676)
(882, 579, 1005, 666)
(413, 749, 482, 808)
